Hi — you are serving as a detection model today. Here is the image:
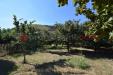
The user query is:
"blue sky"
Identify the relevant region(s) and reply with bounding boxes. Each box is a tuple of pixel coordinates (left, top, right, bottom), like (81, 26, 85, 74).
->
(0, 0, 89, 28)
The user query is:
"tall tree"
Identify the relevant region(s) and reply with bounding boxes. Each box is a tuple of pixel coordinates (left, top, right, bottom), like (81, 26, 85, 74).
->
(56, 20, 82, 52)
(57, 0, 113, 41)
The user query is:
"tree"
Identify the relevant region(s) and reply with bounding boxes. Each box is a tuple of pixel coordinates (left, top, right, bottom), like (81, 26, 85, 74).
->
(26, 24, 45, 51)
(19, 21, 28, 64)
(57, 0, 113, 41)
(13, 15, 35, 63)
(56, 20, 82, 52)
(13, 15, 23, 33)
(52, 23, 64, 48)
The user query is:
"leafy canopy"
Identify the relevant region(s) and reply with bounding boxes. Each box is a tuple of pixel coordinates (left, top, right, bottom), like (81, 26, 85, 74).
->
(57, 0, 113, 40)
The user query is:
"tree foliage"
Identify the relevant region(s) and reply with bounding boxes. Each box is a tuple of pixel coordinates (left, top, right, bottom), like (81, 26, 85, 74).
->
(57, 0, 113, 41)
(55, 20, 84, 52)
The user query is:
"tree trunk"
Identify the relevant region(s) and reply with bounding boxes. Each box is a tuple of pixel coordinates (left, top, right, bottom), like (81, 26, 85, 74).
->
(67, 35, 70, 53)
(22, 44, 27, 64)
(67, 42, 70, 52)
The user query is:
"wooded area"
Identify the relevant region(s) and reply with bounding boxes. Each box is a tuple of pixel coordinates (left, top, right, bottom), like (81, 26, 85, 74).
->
(0, 0, 113, 75)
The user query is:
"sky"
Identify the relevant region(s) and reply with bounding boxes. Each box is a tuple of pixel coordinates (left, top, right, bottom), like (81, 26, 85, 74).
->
(0, 0, 90, 28)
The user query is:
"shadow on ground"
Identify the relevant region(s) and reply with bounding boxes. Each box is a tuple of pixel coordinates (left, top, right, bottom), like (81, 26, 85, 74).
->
(0, 59, 17, 75)
(48, 48, 113, 59)
(34, 59, 66, 75)
(32, 59, 86, 75)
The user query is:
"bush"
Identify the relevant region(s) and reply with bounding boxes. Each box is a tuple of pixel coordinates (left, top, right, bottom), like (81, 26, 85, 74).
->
(66, 56, 90, 70)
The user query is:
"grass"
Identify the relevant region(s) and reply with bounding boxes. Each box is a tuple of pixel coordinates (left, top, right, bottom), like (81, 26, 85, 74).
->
(65, 56, 90, 69)
(1, 48, 113, 75)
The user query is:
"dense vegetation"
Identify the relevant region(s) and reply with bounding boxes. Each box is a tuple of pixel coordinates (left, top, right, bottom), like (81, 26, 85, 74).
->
(0, 15, 113, 56)
(58, 0, 113, 43)
(0, 15, 88, 55)
(0, 0, 113, 75)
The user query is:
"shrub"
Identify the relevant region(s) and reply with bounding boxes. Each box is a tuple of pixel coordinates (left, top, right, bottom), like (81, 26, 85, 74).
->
(66, 56, 90, 70)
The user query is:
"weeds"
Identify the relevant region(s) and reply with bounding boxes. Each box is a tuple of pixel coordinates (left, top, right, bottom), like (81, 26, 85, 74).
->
(66, 56, 90, 70)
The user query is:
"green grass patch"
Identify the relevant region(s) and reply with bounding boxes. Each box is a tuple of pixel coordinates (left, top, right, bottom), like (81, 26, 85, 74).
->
(66, 56, 90, 70)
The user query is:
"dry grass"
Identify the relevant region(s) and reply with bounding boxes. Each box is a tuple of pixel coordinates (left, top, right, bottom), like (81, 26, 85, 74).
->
(0, 49, 113, 75)
(88, 59, 113, 75)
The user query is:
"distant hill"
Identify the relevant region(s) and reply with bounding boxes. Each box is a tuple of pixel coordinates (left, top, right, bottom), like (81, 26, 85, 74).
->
(32, 24, 56, 31)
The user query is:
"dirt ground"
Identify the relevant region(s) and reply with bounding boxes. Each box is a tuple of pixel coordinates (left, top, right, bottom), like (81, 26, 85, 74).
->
(0, 48, 113, 75)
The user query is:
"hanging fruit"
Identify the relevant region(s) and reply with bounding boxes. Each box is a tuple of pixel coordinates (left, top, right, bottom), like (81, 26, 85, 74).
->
(19, 33, 29, 42)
